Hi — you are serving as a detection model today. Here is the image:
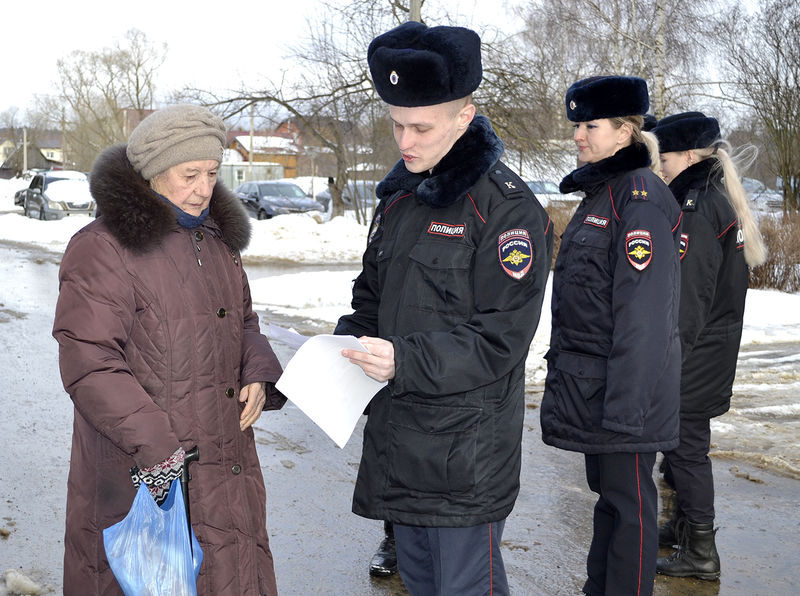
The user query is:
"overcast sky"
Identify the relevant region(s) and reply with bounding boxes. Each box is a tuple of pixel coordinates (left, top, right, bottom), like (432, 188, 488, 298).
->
(4, 0, 516, 118)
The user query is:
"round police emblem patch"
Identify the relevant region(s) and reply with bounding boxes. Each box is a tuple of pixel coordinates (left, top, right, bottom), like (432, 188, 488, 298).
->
(626, 229, 653, 271)
(498, 228, 533, 279)
(389, 70, 399, 85)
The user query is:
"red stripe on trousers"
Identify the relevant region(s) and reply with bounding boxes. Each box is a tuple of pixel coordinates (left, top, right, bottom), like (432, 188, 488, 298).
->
(636, 453, 643, 595)
(489, 522, 494, 595)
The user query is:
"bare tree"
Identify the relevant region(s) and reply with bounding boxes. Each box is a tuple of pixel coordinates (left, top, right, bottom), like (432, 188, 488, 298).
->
(715, 0, 800, 211)
(184, 1, 427, 222)
(52, 29, 166, 170)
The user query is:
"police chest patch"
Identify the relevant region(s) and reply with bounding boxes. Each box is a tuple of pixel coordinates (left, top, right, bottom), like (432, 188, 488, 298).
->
(498, 228, 533, 279)
(428, 221, 465, 237)
(626, 229, 653, 271)
(584, 214, 609, 228)
(679, 233, 689, 260)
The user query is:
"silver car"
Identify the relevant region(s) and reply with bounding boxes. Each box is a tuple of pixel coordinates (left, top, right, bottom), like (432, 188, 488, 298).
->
(19, 170, 96, 220)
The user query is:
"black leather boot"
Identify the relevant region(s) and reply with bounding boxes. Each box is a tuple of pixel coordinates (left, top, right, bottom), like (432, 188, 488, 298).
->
(658, 511, 684, 547)
(368, 521, 397, 577)
(657, 521, 720, 580)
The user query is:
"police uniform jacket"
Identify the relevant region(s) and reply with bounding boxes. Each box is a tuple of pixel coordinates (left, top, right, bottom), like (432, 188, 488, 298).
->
(670, 159, 749, 419)
(335, 115, 554, 527)
(540, 143, 682, 454)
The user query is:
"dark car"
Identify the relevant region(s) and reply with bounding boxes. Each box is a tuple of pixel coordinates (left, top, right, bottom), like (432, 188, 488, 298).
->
(235, 180, 324, 220)
(17, 170, 95, 220)
(315, 180, 378, 212)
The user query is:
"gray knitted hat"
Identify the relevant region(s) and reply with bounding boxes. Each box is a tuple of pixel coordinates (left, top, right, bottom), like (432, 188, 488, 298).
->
(126, 104, 226, 180)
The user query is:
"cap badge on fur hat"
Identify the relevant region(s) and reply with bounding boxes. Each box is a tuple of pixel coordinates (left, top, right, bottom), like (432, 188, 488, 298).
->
(368, 21, 482, 107)
(565, 76, 649, 122)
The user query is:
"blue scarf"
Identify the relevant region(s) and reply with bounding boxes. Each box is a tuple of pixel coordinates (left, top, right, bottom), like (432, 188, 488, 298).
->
(156, 193, 209, 229)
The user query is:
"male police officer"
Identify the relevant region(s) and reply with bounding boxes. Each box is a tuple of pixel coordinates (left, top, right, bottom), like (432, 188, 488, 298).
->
(335, 21, 553, 595)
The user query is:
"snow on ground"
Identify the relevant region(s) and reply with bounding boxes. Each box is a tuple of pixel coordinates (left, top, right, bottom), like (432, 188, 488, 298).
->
(4, 172, 800, 397)
(2, 175, 799, 354)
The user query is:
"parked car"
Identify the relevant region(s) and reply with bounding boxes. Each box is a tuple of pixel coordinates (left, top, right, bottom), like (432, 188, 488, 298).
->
(315, 180, 378, 212)
(235, 180, 324, 219)
(17, 170, 95, 220)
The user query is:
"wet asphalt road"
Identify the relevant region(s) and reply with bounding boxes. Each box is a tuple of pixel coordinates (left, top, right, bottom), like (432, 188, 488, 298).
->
(0, 243, 797, 595)
(260, 310, 800, 596)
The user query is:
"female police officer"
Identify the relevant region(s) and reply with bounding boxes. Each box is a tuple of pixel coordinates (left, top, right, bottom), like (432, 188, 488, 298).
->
(652, 112, 766, 580)
(540, 76, 682, 596)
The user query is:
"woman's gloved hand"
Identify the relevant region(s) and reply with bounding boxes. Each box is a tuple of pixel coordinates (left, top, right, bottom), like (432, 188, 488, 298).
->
(130, 447, 185, 505)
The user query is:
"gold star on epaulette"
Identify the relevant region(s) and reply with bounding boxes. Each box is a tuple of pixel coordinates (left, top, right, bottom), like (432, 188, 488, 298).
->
(632, 190, 640, 197)
(641, 190, 648, 198)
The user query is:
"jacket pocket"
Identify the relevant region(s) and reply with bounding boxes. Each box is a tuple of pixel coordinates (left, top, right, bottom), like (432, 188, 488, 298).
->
(405, 242, 474, 316)
(387, 400, 481, 496)
(563, 228, 612, 288)
(549, 351, 607, 431)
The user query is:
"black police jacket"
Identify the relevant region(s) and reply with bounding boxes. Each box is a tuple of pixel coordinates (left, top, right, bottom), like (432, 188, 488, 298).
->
(670, 159, 749, 419)
(335, 116, 554, 527)
(540, 143, 682, 454)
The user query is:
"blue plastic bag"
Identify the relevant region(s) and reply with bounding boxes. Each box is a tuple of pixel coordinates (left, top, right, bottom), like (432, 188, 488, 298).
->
(103, 478, 203, 595)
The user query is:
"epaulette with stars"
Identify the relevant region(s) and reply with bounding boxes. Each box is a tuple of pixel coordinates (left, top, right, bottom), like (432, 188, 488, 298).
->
(630, 175, 649, 201)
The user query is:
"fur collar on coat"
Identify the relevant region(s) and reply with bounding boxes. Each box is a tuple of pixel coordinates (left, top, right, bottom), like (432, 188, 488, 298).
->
(376, 115, 504, 208)
(668, 158, 722, 204)
(559, 142, 651, 195)
(89, 144, 251, 254)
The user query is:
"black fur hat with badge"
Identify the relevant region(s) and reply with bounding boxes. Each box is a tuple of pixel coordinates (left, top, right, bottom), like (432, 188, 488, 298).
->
(367, 21, 482, 107)
(565, 75, 650, 122)
(652, 111, 721, 153)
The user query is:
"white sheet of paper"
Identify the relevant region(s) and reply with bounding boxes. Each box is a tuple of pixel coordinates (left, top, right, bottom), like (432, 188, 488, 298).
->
(267, 323, 310, 350)
(275, 334, 387, 448)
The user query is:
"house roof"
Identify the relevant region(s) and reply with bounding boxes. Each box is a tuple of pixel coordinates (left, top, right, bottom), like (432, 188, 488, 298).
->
(233, 135, 299, 155)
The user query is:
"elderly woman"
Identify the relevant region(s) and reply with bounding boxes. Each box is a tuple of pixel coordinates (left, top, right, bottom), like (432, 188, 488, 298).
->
(539, 76, 682, 596)
(652, 112, 766, 580)
(52, 104, 285, 595)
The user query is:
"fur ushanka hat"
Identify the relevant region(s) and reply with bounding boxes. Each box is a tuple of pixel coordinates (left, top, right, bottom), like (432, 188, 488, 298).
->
(367, 21, 482, 107)
(652, 111, 721, 153)
(565, 76, 650, 122)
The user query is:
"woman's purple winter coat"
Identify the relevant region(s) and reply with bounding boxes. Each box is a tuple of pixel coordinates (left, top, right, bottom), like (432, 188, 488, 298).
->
(52, 144, 285, 595)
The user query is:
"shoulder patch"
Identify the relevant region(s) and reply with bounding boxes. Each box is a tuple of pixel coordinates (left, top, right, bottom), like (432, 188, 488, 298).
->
(682, 188, 699, 212)
(630, 175, 649, 201)
(498, 228, 533, 279)
(679, 233, 689, 260)
(488, 167, 527, 200)
(626, 229, 653, 271)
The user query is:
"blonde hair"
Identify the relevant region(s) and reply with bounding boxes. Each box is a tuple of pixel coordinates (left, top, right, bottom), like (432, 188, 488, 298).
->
(693, 142, 767, 267)
(610, 115, 660, 174)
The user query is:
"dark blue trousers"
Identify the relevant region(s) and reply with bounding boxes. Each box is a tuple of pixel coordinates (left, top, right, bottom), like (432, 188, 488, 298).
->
(583, 452, 657, 596)
(662, 416, 715, 524)
(394, 520, 508, 596)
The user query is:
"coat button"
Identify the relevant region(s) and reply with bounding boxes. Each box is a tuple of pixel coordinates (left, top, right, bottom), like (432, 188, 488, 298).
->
(194, 230, 204, 241)
(231, 464, 242, 475)
(225, 387, 235, 398)
(216, 307, 227, 318)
